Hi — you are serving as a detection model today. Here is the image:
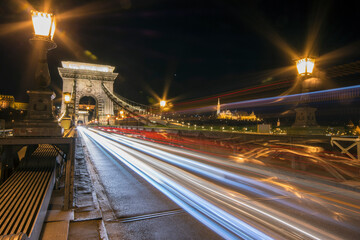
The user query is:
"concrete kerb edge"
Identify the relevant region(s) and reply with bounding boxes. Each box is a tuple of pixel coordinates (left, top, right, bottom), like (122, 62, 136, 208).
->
(76, 133, 114, 239)
(99, 219, 109, 240)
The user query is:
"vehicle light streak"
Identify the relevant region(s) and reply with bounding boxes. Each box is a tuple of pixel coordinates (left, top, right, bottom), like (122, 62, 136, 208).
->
(95, 129, 299, 197)
(80, 128, 268, 239)
(94, 129, 356, 236)
(174, 80, 292, 106)
(79, 127, 360, 239)
(90, 129, 343, 221)
(176, 84, 360, 114)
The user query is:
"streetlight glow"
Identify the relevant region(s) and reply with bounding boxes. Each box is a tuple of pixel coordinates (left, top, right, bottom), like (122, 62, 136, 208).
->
(296, 58, 315, 75)
(31, 11, 56, 40)
(160, 100, 166, 107)
(64, 92, 71, 103)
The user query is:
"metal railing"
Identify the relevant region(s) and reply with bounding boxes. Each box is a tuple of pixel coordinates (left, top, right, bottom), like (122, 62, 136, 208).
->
(331, 137, 360, 160)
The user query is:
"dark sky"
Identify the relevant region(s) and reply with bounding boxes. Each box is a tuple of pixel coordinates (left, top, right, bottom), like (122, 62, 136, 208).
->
(1, 0, 360, 105)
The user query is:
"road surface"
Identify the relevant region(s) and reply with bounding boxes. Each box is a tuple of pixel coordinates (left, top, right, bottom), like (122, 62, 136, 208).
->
(78, 127, 360, 240)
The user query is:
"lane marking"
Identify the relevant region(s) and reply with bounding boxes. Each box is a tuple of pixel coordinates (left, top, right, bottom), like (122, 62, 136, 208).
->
(118, 209, 185, 223)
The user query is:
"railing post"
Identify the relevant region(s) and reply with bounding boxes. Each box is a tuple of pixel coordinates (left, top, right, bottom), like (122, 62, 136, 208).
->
(331, 137, 360, 161)
(64, 137, 75, 210)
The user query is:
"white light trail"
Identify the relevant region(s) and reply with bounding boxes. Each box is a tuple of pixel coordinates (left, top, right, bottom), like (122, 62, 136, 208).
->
(78, 127, 360, 239)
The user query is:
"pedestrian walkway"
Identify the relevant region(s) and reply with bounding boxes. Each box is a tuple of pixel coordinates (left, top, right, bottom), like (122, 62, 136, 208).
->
(40, 132, 107, 240)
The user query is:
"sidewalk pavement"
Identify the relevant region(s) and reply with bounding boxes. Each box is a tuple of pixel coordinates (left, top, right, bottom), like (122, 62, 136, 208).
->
(40, 133, 107, 240)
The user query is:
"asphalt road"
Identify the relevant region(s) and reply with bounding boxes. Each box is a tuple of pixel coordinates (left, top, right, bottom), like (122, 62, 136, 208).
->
(79, 127, 360, 240)
(79, 127, 220, 240)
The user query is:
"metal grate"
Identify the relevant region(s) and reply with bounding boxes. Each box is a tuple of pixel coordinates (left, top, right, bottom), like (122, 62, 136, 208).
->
(0, 144, 57, 239)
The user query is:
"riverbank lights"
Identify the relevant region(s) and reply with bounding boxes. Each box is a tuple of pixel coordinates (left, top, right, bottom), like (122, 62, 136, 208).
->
(296, 57, 315, 75)
(31, 10, 56, 40)
(160, 100, 166, 108)
(64, 92, 71, 103)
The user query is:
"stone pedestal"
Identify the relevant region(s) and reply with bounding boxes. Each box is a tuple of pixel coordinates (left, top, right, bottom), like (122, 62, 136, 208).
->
(289, 106, 325, 135)
(14, 90, 63, 137)
(60, 118, 72, 130)
(292, 106, 318, 127)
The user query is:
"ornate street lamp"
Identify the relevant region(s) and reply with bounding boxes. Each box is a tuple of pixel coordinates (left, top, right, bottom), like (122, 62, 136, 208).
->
(107, 114, 111, 125)
(160, 100, 166, 108)
(64, 92, 71, 117)
(296, 57, 315, 76)
(159, 100, 166, 119)
(292, 57, 318, 129)
(31, 11, 56, 40)
(14, 10, 62, 136)
(31, 11, 57, 89)
(64, 92, 71, 103)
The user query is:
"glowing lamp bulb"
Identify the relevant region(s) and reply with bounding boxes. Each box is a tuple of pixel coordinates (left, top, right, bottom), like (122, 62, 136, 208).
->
(296, 58, 315, 75)
(64, 93, 71, 103)
(160, 100, 166, 107)
(31, 10, 56, 40)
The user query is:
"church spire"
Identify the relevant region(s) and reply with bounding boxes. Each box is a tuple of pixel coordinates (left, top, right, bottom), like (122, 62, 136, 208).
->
(217, 98, 220, 115)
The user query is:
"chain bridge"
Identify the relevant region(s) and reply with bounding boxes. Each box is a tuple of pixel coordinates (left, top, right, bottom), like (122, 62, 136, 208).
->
(58, 61, 167, 126)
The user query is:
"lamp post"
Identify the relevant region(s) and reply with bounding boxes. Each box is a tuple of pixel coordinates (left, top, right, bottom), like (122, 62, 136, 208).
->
(60, 92, 73, 129)
(31, 11, 57, 89)
(292, 57, 318, 128)
(64, 92, 71, 117)
(14, 10, 63, 136)
(160, 100, 166, 119)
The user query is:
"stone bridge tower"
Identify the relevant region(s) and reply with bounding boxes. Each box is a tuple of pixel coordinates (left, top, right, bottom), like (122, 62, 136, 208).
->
(58, 61, 118, 123)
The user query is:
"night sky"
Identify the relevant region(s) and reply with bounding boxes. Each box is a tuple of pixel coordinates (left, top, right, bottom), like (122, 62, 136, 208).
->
(0, 0, 359, 106)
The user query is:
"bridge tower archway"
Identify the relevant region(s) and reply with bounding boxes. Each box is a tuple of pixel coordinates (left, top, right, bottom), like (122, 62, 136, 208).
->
(58, 61, 118, 124)
(78, 95, 100, 124)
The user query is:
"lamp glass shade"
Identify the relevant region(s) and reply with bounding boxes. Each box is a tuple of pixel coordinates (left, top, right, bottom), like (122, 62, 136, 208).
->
(31, 11, 56, 39)
(296, 58, 315, 75)
(50, 17, 56, 39)
(64, 93, 71, 103)
(160, 100, 166, 107)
